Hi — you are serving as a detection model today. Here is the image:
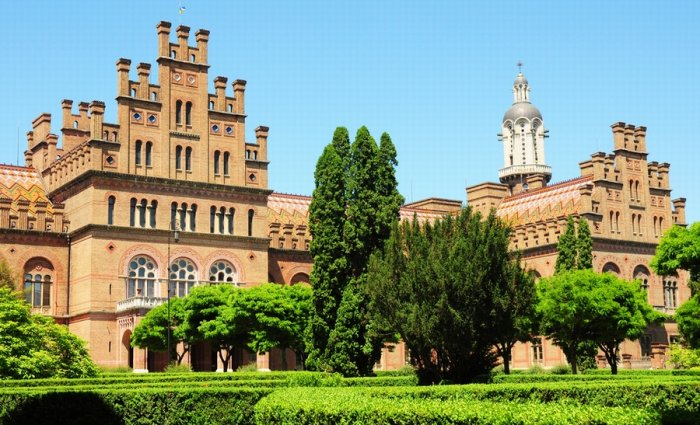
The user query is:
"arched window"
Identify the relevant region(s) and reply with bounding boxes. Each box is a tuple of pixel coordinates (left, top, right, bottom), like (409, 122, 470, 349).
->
(637, 214, 643, 236)
(633, 265, 650, 293)
(609, 211, 614, 234)
(209, 260, 237, 283)
(131, 88, 137, 97)
(635, 180, 640, 201)
(108, 196, 115, 225)
(23, 259, 53, 308)
(175, 145, 183, 170)
(219, 206, 226, 234)
(127, 256, 157, 298)
(150, 200, 158, 228)
(615, 211, 620, 232)
(185, 147, 192, 171)
(175, 100, 183, 125)
(135, 140, 142, 165)
(189, 204, 197, 232)
(112, 131, 118, 142)
(151, 92, 158, 101)
(227, 104, 233, 113)
(130, 198, 137, 227)
(185, 102, 193, 126)
(632, 213, 637, 235)
(663, 276, 678, 309)
(210, 206, 216, 234)
(170, 50, 177, 59)
(73, 120, 79, 129)
(139, 199, 147, 228)
(190, 54, 196, 62)
(228, 208, 235, 235)
(245, 150, 251, 159)
(629, 179, 634, 200)
(145, 142, 152, 167)
(602, 262, 621, 276)
(653, 216, 658, 237)
(179, 203, 188, 231)
(171, 202, 178, 230)
(214, 150, 220, 175)
(169, 258, 197, 297)
(290, 273, 310, 285)
(209, 100, 214, 110)
(223, 152, 230, 175)
(253, 151, 258, 160)
(248, 209, 254, 237)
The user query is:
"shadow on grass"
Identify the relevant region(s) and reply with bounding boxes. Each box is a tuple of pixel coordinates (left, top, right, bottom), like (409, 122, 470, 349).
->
(5, 392, 121, 425)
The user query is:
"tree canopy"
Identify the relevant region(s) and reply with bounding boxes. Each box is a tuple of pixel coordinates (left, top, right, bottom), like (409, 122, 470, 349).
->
(675, 295, 700, 348)
(0, 287, 98, 379)
(131, 297, 193, 364)
(308, 126, 403, 376)
(651, 222, 700, 294)
(367, 207, 533, 383)
(555, 215, 593, 273)
(537, 269, 661, 374)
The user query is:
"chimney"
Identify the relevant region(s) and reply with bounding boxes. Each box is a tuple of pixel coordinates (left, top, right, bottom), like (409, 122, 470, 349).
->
(116, 58, 132, 97)
(89, 101, 105, 140)
(633, 126, 647, 152)
(176, 25, 190, 59)
(672, 198, 686, 225)
(611, 122, 625, 150)
(137, 63, 151, 98)
(61, 99, 74, 129)
(195, 29, 209, 63)
(156, 21, 172, 57)
(214, 76, 227, 110)
(233, 79, 246, 114)
(657, 163, 670, 189)
(255, 126, 269, 160)
(623, 124, 635, 150)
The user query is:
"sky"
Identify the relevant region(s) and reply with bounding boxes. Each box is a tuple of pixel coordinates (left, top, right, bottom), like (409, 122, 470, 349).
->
(1, 0, 699, 223)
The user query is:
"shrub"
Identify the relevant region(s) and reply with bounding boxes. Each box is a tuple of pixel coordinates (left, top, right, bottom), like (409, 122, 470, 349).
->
(164, 363, 192, 373)
(236, 362, 259, 373)
(669, 343, 700, 369)
(525, 364, 546, 374)
(550, 364, 571, 375)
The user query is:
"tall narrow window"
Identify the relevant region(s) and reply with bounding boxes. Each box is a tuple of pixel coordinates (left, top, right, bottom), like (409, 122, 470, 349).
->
(635, 180, 640, 201)
(130, 198, 137, 227)
(248, 209, 254, 237)
(24, 273, 52, 308)
(210, 206, 216, 234)
(135, 140, 142, 165)
(145, 142, 152, 167)
(223, 152, 230, 175)
(179, 203, 188, 232)
(228, 208, 235, 235)
(185, 147, 192, 171)
(175, 145, 183, 170)
(189, 204, 197, 232)
(214, 151, 220, 175)
(531, 337, 544, 364)
(150, 200, 158, 228)
(107, 196, 115, 225)
(171, 202, 178, 231)
(176, 100, 183, 125)
(632, 213, 637, 235)
(615, 211, 620, 232)
(219, 207, 226, 234)
(629, 179, 634, 200)
(185, 102, 193, 126)
(653, 216, 658, 237)
(139, 199, 147, 228)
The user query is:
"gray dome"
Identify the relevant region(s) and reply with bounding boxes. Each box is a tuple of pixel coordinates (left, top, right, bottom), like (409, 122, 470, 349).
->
(514, 72, 528, 86)
(503, 102, 542, 122)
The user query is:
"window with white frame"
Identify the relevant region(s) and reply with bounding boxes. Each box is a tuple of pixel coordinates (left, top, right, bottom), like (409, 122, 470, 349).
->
(127, 256, 157, 298)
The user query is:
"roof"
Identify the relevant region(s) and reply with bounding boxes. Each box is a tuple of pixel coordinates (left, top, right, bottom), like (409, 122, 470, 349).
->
(267, 192, 450, 226)
(0, 164, 53, 217)
(496, 175, 593, 226)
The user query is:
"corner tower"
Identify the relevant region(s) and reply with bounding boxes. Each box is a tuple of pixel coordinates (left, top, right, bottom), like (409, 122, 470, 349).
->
(498, 68, 551, 194)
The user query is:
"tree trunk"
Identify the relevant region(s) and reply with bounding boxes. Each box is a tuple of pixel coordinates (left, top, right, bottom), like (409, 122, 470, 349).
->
(570, 347, 578, 374)
(503, 347, 511, 374)
(281, 347, 288, 371)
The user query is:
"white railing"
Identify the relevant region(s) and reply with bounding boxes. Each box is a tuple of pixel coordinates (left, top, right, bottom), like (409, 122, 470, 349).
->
(498, 164, 552, 179)
(116, 296, 167, 313)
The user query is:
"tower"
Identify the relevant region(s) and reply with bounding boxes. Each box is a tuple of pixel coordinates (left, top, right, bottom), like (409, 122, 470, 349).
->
(497, 67, 551, 194)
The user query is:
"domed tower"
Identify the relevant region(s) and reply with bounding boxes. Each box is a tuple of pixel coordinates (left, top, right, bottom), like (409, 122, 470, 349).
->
(498, 68, 551, 193)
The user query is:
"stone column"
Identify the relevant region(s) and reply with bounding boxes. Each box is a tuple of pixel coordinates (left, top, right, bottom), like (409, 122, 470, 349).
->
(257, 352, 271, 372)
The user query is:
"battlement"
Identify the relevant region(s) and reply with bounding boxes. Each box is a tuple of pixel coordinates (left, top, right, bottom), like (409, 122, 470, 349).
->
(611, 121, 647, 153)
(157, 21, 209, 65)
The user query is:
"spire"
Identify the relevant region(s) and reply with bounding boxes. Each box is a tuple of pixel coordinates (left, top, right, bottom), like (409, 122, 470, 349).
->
(513, 62, 530, 104)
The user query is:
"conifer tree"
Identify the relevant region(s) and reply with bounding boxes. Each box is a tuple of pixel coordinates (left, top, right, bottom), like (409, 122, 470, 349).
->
(577, 218, 593, 270)
(555, 215, 578, 273)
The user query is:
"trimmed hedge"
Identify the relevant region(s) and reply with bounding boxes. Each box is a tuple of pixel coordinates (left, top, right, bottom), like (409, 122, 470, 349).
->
(491, 373, 700, 384)
(254, 387, 658, 424)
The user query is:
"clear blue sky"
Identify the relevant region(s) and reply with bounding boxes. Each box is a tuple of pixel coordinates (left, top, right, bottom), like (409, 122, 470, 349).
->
(1, 0, 698, 223)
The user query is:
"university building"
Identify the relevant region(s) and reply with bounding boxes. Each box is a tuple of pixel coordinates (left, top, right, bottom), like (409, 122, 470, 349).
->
(0, 22, 690, 372)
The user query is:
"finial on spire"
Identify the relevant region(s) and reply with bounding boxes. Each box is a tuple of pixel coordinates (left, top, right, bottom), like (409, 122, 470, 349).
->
(517, 61, 523, 73)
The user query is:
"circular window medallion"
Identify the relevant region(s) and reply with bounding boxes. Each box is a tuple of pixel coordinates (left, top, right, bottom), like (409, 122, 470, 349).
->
(148, 114, 157, 124)
(187, 75, 196, 84)
(132, 112, 142, 121)
(225, 126, 233, 135)
(173, 73, 181, 82)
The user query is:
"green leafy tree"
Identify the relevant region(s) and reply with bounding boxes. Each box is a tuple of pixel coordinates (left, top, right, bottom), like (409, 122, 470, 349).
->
(576, 218, 593, 270)
(367, 208, 524, 384)
(555, 215, 578, 273)
(0, 288, 97, 379)
(0, 260, 19, 292)
(243, 283, 312, 370)
(537, 269, 661, 374)
(131, 297, 193, 364)
(675, 296, 700, 348)
(185, 284, 252, 372)
(308, 126, 403, 376)
(651, 222, 700, 294)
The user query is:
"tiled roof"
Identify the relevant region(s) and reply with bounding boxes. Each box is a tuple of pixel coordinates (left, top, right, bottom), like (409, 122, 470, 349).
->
(496, 175, 592, 226)
(268, 192, 450, 225)
(0, 164, 53, 217)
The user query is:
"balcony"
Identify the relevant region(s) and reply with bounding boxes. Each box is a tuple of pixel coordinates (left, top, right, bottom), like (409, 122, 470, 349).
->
(498, 164, 552, 179)
(117, 296, 167, 313)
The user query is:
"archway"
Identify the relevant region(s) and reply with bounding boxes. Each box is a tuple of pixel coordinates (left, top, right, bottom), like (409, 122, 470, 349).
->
(601, 262, 621, 276)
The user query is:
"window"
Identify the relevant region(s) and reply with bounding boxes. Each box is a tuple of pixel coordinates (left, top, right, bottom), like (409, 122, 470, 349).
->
(640, 335, 652, 358)
(228, 208, 235, 235)
(209, 260, 237, 283)
(170, 50, 177, 59)
(532, 337, 543, 364)
(151, 92, 158, 101)
(634, 265, 650, 296)
(127, 256, 157, 298)
(107, 196, 115, 225)
(150, 200, 158, 228)
(169, 258, 197, 297)
(189, 204, 197, 232)
(223, 152, 230, 175)
(248, 209, 254, 237)
(664, 278, 678, 309)
(145, 142, 152, 167)
(23, 259, 53, 308)
(219, 207, 226, 234)
(135, 140, 142, 165)
(214, 151, 220, 175)
(185, 147, 192, 171)
(209, 206, 216, 234)
(171, 202, 178, 230)
(209, 100, 215, 110)
(602, 262, 621, 276)
(227, 104, 233, 113)
(176, 100, 183, 125)
(179, 203, 188, 231)
(175, 145, 183, 170)
(130, 198, 137, 227)
(139, 199, 147, 228)
(185, 102, 192, 126)
(190, 54, 196, 62)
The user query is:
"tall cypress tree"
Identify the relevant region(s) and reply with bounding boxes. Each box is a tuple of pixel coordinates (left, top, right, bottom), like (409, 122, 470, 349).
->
(306, 144, 348, 370)
(577, 218, 593, 270)
(555, 215, 578, 273)
(377, 133, 405, 242)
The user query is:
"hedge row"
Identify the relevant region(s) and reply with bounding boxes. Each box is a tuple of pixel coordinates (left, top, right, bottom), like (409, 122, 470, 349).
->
(254, 388, 657, 424)
(491, 373, 700, 384)
(582, 369, 700, 376)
